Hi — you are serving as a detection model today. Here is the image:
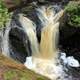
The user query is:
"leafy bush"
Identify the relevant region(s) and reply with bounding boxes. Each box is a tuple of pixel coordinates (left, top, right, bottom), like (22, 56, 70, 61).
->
(65, 1, 80, 27)
(0, 0, 10, 29)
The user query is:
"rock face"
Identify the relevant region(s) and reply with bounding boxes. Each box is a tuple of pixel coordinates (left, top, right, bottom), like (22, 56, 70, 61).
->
(0, 54, 49, 80)
(59, 27, 80, 62)
(9, 27, 32, 63)
(59, 1, 80, 62)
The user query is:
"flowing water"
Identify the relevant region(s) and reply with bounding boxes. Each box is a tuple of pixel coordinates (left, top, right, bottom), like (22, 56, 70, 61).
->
(1, 4, 65, 80)
(2, 22, 11, 57)
(22, 5, 65, 80)
(19, 14, 40, 56)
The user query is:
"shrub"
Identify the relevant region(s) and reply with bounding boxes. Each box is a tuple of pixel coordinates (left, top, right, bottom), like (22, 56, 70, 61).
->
(0, 0, 10, 29)
(65, 1, 80, 27)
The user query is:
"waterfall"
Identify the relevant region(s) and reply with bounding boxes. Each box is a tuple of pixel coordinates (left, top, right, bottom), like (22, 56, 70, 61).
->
(0, 29, 3, 53)
(37, 6, 63, 60)
(1, 1, 80, 80)
(24, 5, 65, 80)
(2, 22, 11, 57)
(1, 2, 71, 80)
(19, 14, 40, 56)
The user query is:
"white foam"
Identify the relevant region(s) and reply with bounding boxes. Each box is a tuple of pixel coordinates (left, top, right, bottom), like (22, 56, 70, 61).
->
(60, 52, 80, 67)
(24, 57, 64, 80)
(24, 57, 35, 69)
(67, 56, 80, 67)
(24, 53, 80, 80)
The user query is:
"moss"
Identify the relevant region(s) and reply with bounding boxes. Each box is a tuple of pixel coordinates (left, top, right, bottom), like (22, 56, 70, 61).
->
(65, 1, 80, 27)
(4, 70, 17, 80)
(37, 77, 45, 80)
(3, 69, 49, 80)
(0, 0, 11, 29)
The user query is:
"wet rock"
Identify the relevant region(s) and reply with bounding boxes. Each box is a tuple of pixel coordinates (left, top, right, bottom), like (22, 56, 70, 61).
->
(9, 27, 32, 63)
(59, 1, 80, 62)
(59, 20, 80, 62)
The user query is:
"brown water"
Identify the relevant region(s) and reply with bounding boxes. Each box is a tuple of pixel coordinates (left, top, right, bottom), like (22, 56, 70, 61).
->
(34, 6, 63, 60)
(19, 6, 64, 61)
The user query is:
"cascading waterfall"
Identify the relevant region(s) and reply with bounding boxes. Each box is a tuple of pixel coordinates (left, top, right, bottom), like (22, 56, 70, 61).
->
(38, 6, 62, 59)
(2, 22, 11, 57)
(23, 5, 65, 80)
(1, 5, 64, 80)
(0, 29, 3, 53)
(19, 14, 40, 56)
(0, 1, 80, 80)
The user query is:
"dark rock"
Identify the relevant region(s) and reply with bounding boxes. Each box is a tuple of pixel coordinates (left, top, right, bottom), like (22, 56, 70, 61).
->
(9, 27, 32, 63)
(59, 25, 80, 62)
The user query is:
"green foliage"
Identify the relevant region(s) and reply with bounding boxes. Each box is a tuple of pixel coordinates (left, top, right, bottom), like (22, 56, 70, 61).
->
(65, 1, 80, 27)
(4, 70, 17, 80)
(0, 0, 10, 29)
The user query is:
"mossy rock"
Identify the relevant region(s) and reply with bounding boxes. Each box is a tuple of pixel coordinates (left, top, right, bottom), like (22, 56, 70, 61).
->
(0, 54, 50, 80)
(65, 1, 80, 27)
